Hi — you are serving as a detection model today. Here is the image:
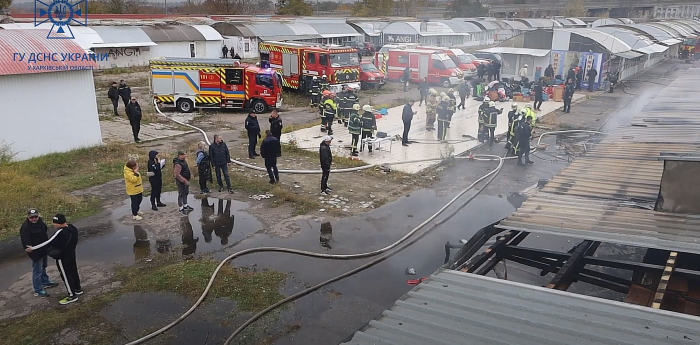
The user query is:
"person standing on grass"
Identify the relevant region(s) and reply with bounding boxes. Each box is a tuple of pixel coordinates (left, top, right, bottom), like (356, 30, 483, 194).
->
(173, 150, 193, 215)
(245, 112, 261, 159)
(269, 110, 283, 142)
(125, 97, 142, 143)
(118, 80, 131, 109)
(209, 135, 233, 194)
(108, 82, 119, 116)
(124, 159, 144, 221)
(260, 130, 281, 184)
(196, 141, 212, 194)
(25, 214, 82, 305)
(319, 135, 333, 195)
(147, 150, 166, 211)
(401, 100, 416, 146)
(20, 208, 59, 298)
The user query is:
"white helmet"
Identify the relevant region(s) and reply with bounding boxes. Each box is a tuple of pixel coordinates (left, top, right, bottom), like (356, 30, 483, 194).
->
(362, 104, 372, 112)
(489, 101, 496, 107)
(442, 95, 450, 101)
(440, 92, 447, 97)
(511, 103, 518, 109)
(525, 104, 532, 109)
(312, 76, 317, 80)
(483, 97, 490, 103)
(520, 109, 527, 115)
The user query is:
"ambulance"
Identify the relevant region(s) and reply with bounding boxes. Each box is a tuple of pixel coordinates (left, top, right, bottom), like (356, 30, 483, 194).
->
(150, 57, 282, 113)
(258, 41, 361, 93)
(374, 48, 463, 87)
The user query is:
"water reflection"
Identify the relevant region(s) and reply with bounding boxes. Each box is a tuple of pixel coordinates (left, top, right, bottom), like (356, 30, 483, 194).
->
(320, 222, 333, 249)
(156, 239, 171, 254)
(133, 225, 151, 260)
(181, 216, 199, 258)
(201, 198, 234, 245)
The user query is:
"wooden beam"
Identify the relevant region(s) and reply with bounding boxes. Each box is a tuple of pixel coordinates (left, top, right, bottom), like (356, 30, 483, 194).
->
(462, 231, 517, 274)
(652, 251, 678, 309)
(546, 240, 599, 290)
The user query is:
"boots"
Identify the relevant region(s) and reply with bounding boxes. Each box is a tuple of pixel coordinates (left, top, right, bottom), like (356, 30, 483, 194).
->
(151, 203, 158, 211)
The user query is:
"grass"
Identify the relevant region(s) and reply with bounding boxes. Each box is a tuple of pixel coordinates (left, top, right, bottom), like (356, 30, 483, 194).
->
(282, 92, 312, 108)
(0, 143, 147, 242)
(0, 255, 286, 345)
(98, 66, 150, 75)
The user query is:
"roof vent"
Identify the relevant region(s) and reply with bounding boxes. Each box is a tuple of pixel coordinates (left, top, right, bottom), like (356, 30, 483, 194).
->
(654, 152, 700, 214)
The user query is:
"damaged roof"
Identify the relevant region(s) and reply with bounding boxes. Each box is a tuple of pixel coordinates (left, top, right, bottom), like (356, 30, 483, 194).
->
(341, 269, 700, 345)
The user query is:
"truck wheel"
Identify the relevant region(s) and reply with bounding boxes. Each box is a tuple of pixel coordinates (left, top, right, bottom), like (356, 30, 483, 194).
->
(252, 99, 268, 113)
(177, 98, 194, 113)
(441, 78, 451, 88)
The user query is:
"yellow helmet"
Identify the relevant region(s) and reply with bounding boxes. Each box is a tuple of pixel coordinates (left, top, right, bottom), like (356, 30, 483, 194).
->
(429, 88, 437, 95)
(448, 88, 454, 93)
(353, 104, 360, 111)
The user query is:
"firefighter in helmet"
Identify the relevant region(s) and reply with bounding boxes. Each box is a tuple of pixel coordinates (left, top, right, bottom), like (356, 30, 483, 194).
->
(509, 109, 527, 156)
(310, 76, 320, 108)
(322, 92, 337, 135)
(483, 101, 503, 146)
(477, 97, 491, 143)
(319, 90, 331, 132)
(523, 104, 536, 127)
(360, 104, 377, 153)
(425, 88, 438, 131)
(505, 103, 519, 153)
(320, 74, 330, 92)
(437, 95, 451, 141)
(337, 84, 351, 125)
(348, 103, 362, 156)
(447, 88, 457, 127)
(345, 86, 359, 127)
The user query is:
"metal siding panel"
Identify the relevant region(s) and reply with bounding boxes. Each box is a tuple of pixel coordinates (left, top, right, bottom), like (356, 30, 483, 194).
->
(191, 25, 224, 41)
(91, 26, 155, 45)
(0, 70, 101, 160)
(0, 30, 96, 76)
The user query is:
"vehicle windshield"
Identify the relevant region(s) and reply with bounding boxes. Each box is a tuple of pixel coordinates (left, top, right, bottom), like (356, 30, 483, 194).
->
(684, 38, 698, 46)
(458, 54, 474, 64)
(441, 57, 457, 69)
(274, 72, 282, 89)
(361, 63, 379, 72)
(256, 73, 274, 89)
(330, 53, 359, 67)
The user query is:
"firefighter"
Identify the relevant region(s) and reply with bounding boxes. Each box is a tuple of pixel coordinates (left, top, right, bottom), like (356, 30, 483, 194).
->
(346, 87, 359, 127)
(447, 88, 457, 127)
(337, 85, 350, 125)
(477, 97, 491, 143)
(360, 104, 376, 153)
(320, 74, 330, 92)
(505, 103, 518, 152)
(425, 88, 438, 131)
(516, 112, 534, 166)
(437, 95, 451, 141)
(323, 93, 337, 135)
(483, 101, 502, 146)
(348, 104, 362, 156)
(310, 76, 320, 107)
(319, 90, 331, 132)
(523, 104, 536, 127)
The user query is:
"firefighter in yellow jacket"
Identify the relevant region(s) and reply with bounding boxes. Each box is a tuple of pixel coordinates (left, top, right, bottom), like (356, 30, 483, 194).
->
(322, 93, 337, 135)
(425, 88, 438, 131)
(523, 104, 536, 127)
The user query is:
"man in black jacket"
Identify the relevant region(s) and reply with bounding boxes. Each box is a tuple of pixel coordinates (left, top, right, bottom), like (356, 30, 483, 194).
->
(20, 208, 59, 298)
(319, 136, 333, 195)
(533, 79, 544, 111)
(563, 79, 575, 113)
(586, 67, 598, 92)
(209, 135, 233, 193)
(260, 130, 281, 184)
(26, 214, 82, 305)
(269, 110, 283, 142)
(147, 150, 166, 211)
(118, 80, 131, 108)
(544, 64, 554, 84)
(516, 119, 534, 166)
(402, 100, 417, 146)
(418, 78, 429, 106)
(125, 97, 142, 142)
(245, 112, 261, 159)
(107, 82, 119, 116)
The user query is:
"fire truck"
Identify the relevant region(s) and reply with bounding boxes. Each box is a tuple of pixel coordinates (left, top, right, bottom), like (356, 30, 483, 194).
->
(258, 41, 361, 93)
(150, 58, 282, 113)
(416, 46, 478, 78)
(375, 48, 463, 88)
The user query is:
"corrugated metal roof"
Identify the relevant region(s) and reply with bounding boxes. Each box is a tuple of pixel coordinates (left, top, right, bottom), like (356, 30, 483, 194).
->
(481, 47, 549, 56)
(210, 22, 256, 37)
(0, 23, 102, 50)
(342, 269, 700, 345)
(516, 18, 563, 28)
(190, 24, 223, 41)
(439, 20, 482, 33)
(247, 21, 320, 41)
(672, 20, 700, 32)
(140, 25, 205, 42)
(619, 24, 683, 46)
(562, 28, 633, 53)
(468, 19, 500, 31)
(350, 22, 387, 36)
(0, 30, 96, 76)
(566, 17, 586, 25)
(90, 26, 154, 46)
(651, 22, 693, 37)
(298, 20, 363, 38)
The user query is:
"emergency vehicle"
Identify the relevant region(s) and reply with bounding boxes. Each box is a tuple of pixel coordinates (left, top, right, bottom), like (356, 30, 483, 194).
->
(416, 46, 477, 78)
(258, 41, 361, 93)
(359, 62, 386, 89)
(150, 58, 282, 113)
(374, 48, 463, 88)
(681, 36, 700, 55)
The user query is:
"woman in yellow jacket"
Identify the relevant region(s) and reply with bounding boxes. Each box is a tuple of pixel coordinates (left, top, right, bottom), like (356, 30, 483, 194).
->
(124, 159, 144, 220)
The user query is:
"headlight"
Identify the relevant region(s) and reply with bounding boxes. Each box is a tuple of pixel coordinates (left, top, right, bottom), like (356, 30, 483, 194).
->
(368, 77, 375, 80)
(451, 72, 457, 77)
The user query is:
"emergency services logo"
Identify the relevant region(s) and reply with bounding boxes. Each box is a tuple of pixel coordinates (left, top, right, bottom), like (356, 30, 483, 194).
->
(34, 0, 87, 39)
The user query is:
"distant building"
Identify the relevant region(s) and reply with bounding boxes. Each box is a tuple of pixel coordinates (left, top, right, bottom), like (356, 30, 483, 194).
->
(654, 4, 700, 19)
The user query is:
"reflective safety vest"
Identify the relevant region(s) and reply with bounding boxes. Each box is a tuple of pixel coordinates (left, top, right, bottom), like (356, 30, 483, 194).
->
(323, 98, 337, 119)
(524, 108, 536, 126)
(348, 111, 362, 134)
(437, 101, 450, 122)
(426, 96, 438, 116)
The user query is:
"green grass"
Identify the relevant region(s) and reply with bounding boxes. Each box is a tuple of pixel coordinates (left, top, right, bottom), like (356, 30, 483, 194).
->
(99, 66, 150, 75)
(0, 143, 147, 242)
(0, 255, 287, 345)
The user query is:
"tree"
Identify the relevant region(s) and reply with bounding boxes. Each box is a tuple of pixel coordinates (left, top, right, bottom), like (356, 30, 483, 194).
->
(0, 0, 11, 12)
(276, 0, 312, 15)
(447, 0, 487, 18)
(563, 0, 587, 17)
(352, 0, 392, 16)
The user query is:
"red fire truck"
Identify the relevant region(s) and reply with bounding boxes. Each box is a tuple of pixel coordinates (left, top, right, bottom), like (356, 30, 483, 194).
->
(258, 41, 362, 93)
(416, 46, 478, 78)
(375, 48, 463, 88)
(150, 58, 283, 113)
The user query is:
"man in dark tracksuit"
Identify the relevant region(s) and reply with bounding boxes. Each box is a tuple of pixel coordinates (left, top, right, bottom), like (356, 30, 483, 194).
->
(245, 112, 261, 159)
(360, 105, 376, 153)
(125, 97, 142, 142)
(147, 150, 166, 211)
(118, 80, 131, 108)
(516, 119, 534, 166)
(26, 214, 82, 305)
(108, 82, 119, 116)
(269, 110, 283, 141)
(319, 136, 333, 195)
(563, 79, 575, 113)
(586, 67, 597, 92)
(401, 100, 416, 146)
(419, 78, 429, 106)
(173, 151, 193, 214)
(210, 135, 233, 193)
(260, 130, 281, 184)
(20, 209, 59, 298)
